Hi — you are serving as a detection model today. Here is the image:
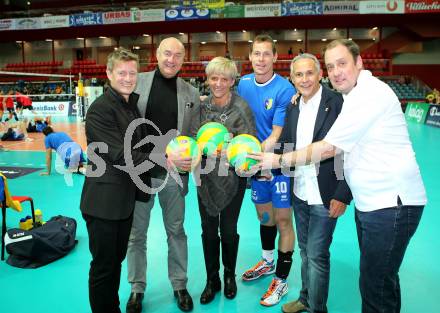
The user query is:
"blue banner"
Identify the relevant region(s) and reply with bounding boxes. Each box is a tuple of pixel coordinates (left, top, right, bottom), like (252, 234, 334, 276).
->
(282, 2, 323, 16)
(425, 105, 440, 128)
(165, 7, 210, 21)
(69, 13, 103, 26)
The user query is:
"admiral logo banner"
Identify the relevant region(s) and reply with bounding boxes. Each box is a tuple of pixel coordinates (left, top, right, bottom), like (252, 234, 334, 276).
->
(323, 1, 359, 14)
(103, 11, 132, 24)
(132, 9, 165, 22)
(15, 17, 41, 30)
(70, 13, 103, 26)
(405, 0, 440, 13)
(40, 15, 69, 29)
(245, 3, 281, 17)
(359, 0, 405, 14)
(282, 2, 323, 16)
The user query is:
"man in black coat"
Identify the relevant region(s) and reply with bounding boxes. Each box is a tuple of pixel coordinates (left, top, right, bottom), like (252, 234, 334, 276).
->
(280, 54, 352, 313)
(80, 48, 150, 313)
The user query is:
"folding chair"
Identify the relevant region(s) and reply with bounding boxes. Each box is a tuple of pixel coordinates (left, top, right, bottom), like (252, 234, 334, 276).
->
(0, 174, 35, 260)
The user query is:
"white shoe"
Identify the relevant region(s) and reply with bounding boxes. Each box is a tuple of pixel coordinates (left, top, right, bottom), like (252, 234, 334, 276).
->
(242, 259, 275, 281)
(260, 277, 288, 307)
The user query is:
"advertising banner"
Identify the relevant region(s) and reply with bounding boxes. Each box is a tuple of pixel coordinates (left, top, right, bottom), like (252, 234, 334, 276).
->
(323, 1, 360, 14)
(132, 9, 165, 22)
(282, 2, 323, 16)
(359, 0, 405, 14)
(210, 5, 244, 18)
(405, 102, 430, 123)
(165, 7, 210, 21)
(0, 19, 15, 31)
(23, 101, 70, 116)
(405, 0, 440, 13)
(103, 11, 132, 24)
(425, 105, 440, 127)
(196, 0, 225, 9)
(69, 13, 103, 26)
(15, 17, 41, 30)
(40, 15, 70, 29)
(244, 3, 282, 17)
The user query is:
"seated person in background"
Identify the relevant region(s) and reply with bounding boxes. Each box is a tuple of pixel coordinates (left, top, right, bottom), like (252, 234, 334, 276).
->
(40, 126, 86, 175)
(26, 116, 51, 133)
(0, 120, 31, 141)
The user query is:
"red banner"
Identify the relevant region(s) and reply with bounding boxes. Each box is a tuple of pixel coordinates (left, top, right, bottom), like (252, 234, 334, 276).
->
(405, 0, 440, 13)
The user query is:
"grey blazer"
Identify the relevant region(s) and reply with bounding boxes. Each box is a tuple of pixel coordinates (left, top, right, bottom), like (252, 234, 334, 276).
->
(135, 70, 201, 195)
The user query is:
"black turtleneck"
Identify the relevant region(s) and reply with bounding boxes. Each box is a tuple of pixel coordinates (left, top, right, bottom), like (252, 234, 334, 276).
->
(145, 69, 178, 135)
(145, 69, 178, 177)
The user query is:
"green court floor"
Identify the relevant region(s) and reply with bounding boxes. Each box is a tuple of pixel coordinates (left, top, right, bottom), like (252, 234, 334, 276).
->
(0, 121, 439, 313)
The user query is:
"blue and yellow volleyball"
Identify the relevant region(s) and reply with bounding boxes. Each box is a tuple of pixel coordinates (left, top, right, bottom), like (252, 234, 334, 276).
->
(196, 122, 229, 155)
(165, 136, 201, 173)
(226, 134, 262, 171)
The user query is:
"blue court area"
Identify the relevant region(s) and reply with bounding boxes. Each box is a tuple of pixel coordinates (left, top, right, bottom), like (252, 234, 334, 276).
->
(0, 121, 439, 313)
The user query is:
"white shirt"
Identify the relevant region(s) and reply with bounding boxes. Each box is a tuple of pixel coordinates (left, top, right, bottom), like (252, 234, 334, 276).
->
(294, 86, 324, 205)
(325, 70, 427, 212)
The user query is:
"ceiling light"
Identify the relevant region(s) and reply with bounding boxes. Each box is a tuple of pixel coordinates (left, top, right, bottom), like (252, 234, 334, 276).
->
(248, 40, 253, 43)
(294, 28, 297, 32)
(372, 26, 378, 30)
(16, 40, 22, 43)
(179, 32, 185, 35)
(45, 39, 53, 42)
(99, 36, 107, 39)
(273, 39, 277, 42)
(372, 38, 376, 41)
(201, 41, 206, 44)
(216, 31, 221, 34)
(142, 34, 150, 37)
(333, 27, 337, 31)
(76, 37, 84, 40)
(322, 38, 327, 42)
(296, 39, 302, 42)
(348, 38, 353, 41)
(133, 46, 140, 50)
(242, 30, 246, 33)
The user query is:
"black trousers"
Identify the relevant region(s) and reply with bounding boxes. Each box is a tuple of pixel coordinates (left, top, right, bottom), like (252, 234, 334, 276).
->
(198, 178, 247, 242)
(83, 213, 133, 313)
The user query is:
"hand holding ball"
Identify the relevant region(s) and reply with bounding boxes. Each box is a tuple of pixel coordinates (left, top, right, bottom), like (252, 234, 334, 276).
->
(165, 136, 201, 173)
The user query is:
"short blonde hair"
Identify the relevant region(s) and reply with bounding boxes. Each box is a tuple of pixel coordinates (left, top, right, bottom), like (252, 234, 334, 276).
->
(205, 56, 238, 80)
(107, 47, 139, 72)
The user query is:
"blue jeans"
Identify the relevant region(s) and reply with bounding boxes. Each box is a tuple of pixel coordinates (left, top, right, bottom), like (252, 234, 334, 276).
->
(355, 202, 424, 313)
(293, 196, 337, 313)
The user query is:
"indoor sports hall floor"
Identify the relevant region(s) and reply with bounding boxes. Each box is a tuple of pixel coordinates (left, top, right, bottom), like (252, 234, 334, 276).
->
(0, 117, 439, 313)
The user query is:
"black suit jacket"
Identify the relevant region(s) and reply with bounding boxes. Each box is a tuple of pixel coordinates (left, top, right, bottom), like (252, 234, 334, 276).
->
(80, 87, 150, 220)
(279, 86, 352, 209)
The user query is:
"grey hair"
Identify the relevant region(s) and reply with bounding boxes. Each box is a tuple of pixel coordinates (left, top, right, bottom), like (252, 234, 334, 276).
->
(290, 53, 321, 74)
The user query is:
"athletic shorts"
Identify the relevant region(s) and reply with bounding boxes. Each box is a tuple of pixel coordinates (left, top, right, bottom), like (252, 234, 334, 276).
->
(6, 108, 15, 113)
(22, 105, 34, 110)
(251, 174, 291, 208)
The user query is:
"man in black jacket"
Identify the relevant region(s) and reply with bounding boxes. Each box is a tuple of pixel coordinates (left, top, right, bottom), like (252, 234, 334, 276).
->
(80, 48, 150, 313)
(280, 54, 352, 313)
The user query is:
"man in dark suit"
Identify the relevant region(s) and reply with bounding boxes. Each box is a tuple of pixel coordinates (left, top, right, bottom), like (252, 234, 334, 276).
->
(280, 54, 352, 313)
(125, 37, 200, 313)
(80, 48, 150, 313)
